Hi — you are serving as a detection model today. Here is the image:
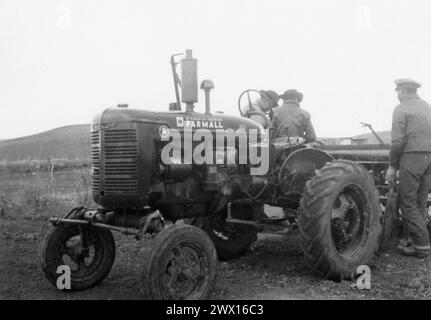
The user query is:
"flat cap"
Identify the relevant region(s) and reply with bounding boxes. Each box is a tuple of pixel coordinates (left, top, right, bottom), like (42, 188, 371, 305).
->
(395, 79, 421, 90)
(279, 89, 303, 103)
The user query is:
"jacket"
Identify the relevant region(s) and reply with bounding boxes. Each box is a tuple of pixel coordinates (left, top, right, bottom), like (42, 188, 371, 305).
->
(271, 101, 316, 143)
(390, 95, 431, 168)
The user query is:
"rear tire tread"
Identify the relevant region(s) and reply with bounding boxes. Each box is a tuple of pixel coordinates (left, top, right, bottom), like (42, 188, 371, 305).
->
(298, 160, 381, 281)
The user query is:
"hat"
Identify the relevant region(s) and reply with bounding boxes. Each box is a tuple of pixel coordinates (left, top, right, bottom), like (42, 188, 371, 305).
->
(279, 89, 303, 103)
(260, 90, 279, 107)
(395, 79, 421, 91)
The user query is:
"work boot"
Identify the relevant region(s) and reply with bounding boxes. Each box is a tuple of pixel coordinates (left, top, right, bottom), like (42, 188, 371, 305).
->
(399, 237, 412, 247)
(397, 244, 431, 259)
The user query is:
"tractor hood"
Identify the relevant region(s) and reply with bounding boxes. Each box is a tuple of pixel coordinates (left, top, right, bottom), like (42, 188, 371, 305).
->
(92, 107, 263, 132)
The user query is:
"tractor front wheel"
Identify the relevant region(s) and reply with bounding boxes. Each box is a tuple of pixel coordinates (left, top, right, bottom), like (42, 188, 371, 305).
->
(139, 224, 217, 300)
(298, 160, 381, 281)
(41, 224, 116, 291)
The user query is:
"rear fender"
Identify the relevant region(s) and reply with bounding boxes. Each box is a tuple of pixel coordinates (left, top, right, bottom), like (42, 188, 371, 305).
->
(278, 148, 333, 195)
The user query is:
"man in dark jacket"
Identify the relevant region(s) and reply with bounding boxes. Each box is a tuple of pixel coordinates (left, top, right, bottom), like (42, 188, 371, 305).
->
(271, 89, 316, 142)
(386, 79, 431, 258)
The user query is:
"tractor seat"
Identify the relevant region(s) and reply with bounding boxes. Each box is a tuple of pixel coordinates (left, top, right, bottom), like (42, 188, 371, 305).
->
(272, 136, 306, 151)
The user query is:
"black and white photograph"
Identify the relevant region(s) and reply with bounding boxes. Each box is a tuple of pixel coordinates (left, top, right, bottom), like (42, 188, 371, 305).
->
(1, 0, 431, 304)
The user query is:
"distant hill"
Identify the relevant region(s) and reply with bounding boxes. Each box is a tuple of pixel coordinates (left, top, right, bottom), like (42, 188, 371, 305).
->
(0, 124, 90, 162)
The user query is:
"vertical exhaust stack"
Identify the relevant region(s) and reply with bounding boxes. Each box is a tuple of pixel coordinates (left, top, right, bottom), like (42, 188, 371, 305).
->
(181, 49, 198, 112)
(200, 80, 215, 115)
(170, 53, 184, 111)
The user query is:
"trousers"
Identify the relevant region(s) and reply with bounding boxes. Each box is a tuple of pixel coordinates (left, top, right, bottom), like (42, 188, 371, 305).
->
(399, 152, 431, 247)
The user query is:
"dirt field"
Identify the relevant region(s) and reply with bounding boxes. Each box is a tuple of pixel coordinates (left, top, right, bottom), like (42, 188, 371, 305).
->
(1, 167, 431, 300)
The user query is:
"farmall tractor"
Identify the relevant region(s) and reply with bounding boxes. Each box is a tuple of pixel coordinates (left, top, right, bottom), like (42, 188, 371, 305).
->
(41, 50, 383, 299)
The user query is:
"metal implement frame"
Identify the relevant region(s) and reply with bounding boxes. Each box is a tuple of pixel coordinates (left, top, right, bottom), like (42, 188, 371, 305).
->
(49, 206, 164, 240)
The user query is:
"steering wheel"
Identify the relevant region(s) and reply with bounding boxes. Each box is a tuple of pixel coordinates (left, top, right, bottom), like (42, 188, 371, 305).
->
(238, 89, 274, 129)
(237, 89, 266, 116)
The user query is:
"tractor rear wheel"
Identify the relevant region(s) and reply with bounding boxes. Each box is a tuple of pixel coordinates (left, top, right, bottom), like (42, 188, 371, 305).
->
(188, 204, 258, 261)
(298, 160, 381, 281)
(139, 224, 217, 300)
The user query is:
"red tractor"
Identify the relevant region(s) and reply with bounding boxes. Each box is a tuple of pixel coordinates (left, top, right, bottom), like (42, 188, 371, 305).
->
(41, 50, 382, 299)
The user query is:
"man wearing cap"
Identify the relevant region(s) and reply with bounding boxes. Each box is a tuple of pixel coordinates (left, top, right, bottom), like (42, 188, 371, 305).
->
(241, 90, 279, 129)
(386, 79, 431, 258)
(271, 89, 316, 142)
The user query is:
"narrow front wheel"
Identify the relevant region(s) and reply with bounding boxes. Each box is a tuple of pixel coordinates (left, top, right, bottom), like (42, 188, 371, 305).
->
(139, 225, 217, 300)
(41, 224, 116, 291)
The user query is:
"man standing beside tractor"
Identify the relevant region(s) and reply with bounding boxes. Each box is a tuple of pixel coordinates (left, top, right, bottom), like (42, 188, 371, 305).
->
(386, 79, 431, 258)
(272, 89, 317, 143)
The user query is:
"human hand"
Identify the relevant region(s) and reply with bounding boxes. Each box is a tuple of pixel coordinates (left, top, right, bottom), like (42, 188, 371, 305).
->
(385, 166, 398, 188)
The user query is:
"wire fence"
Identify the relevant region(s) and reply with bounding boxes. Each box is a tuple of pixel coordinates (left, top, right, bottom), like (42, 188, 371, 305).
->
(0, 185, 78, 190)
(0, 166, 93, 208)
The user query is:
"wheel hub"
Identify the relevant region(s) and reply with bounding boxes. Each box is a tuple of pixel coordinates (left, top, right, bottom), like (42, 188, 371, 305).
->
(331, 192, 364, 254)
(162, 244, 206, 299)
(57, 232, 100, 276)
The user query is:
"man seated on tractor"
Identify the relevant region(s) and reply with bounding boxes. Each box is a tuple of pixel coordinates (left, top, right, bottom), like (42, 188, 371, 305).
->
(240, 90, 278, 221)
(241, 90, 279, 129)
(272, 89, 316, 143)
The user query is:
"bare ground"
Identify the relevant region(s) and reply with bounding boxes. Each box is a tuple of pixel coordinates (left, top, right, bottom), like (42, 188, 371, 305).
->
(2, 205, 431, 300)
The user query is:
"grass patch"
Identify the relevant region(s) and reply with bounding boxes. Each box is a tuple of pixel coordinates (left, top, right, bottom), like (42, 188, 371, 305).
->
(0, 160, 94, 216)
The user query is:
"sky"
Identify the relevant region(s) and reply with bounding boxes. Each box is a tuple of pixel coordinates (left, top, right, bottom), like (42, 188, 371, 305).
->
(1, 0, 431, 140)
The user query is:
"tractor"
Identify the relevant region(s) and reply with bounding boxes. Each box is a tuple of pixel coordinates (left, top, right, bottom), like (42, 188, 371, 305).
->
(41, 50, 383, 300)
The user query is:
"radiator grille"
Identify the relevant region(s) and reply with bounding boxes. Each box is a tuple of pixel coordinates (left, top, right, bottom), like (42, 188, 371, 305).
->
(91, 131, 100, 191)
(91, 127, 138, 194)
